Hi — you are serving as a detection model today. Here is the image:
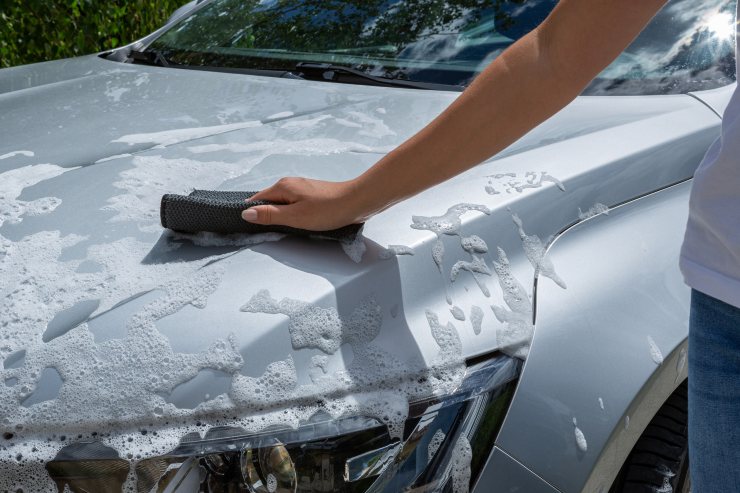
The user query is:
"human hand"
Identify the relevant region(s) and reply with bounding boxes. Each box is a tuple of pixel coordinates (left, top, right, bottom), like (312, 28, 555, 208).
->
(242, 177, 369, 231)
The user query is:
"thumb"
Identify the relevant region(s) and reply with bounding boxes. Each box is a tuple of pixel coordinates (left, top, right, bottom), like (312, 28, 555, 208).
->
(241, 204, 287, 225)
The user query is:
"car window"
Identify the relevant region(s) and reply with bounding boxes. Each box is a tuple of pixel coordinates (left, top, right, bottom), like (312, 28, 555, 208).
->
(147, 0, 736, 94)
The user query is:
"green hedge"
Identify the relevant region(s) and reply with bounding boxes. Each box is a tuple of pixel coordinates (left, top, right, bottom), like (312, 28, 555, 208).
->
(0, 0, 184, 68)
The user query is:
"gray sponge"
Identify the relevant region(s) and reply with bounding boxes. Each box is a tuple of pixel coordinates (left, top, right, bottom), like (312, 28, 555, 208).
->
(160, 190, 362, 240)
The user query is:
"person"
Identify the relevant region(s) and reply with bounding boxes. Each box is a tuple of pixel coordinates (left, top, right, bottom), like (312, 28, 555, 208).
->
(241, 1, 740, 490)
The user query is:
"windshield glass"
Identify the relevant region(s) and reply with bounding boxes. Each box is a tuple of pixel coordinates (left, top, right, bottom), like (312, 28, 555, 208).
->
(147, 0, 735, 94)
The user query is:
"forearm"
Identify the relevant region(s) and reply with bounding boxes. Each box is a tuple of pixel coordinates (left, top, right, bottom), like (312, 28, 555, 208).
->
(349, 0, 667, 218)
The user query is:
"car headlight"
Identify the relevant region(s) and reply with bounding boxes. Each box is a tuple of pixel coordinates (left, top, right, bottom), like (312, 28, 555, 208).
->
(46, 353, 520, 493)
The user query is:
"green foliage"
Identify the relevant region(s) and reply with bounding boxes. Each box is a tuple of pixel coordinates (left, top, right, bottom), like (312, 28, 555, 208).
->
(0, 0, 184, 68)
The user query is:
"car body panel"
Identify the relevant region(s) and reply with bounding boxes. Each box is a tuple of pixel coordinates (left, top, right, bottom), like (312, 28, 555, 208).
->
(0, 52, 725, 490)
(690, 83, 737, 117)
(495, 182, 695, 492)
(474, 447, 560, 493)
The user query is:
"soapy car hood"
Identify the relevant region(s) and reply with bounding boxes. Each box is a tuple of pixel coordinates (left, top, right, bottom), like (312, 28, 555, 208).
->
(0, 55, 720, 448)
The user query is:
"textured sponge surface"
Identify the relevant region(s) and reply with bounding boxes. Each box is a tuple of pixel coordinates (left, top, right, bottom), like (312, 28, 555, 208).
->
(160, 190, 362, 240)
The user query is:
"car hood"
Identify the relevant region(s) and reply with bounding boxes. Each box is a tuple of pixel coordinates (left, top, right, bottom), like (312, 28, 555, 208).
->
(0, 56, 720, 449)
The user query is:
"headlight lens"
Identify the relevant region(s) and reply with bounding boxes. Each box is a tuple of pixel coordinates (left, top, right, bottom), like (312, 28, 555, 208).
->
(47, 354, 520, 493)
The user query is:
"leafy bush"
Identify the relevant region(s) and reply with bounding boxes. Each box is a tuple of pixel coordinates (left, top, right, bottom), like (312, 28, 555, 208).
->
(0, 0, 185, 68)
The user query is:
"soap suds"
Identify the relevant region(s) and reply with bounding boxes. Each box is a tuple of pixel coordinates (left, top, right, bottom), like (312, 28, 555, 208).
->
(265, 111, 295, 121)
(0, 150, 34, 160)
(379, 245, 414, 260)
(511, 212, 566, 289)
(412, 204, 491, 301)
(675, 347, 687, 383)
(450, 435, 472, 493)
(94, 153, 133, 164)
(470, 306, 484, 335)
(0, 164, 72, 227)
(111, 120, 262, 147)
(598, 397, 605, 411)
(578, 203, 610, 220)
(624, 415, 630, 430)
(573, 417, 588, 452)
(187, 138, 389, 156)
(647, 336, 664, 365)
(491, 248, 534, 359)
(427, 429, 445, 462)
(340, 233, 367, 263)
(168, 231, 285, 248)
(450, 306, 465, 321)
(104, 155, 244, 224)
(486, 171, 565, 195)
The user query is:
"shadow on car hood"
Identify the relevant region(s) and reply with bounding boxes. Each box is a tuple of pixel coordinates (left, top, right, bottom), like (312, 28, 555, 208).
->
(0, 55, 723, 463)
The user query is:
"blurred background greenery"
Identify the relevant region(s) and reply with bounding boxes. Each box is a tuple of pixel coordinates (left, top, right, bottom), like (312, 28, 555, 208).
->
(0, 0, 184, 68)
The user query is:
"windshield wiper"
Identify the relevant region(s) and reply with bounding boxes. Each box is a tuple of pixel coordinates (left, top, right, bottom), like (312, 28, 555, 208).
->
(128, 49, 172, 67)
(294, 62, 462, 91)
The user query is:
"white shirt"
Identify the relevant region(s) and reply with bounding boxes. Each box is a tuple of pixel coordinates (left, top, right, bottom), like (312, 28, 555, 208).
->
(680, 84, 740, 309)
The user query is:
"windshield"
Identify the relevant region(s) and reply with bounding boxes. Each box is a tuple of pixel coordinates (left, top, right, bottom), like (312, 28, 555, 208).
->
(147, 0, 735, 94)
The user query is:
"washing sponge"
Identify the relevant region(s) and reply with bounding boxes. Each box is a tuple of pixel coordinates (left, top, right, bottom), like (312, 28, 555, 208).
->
(160, 190, 362, 240)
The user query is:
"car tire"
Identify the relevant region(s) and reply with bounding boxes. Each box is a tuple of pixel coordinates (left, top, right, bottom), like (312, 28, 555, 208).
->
(610, 381, 690, 493)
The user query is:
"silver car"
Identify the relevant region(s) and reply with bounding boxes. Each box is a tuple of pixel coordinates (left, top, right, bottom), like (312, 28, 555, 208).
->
(0, 1, 735, 491)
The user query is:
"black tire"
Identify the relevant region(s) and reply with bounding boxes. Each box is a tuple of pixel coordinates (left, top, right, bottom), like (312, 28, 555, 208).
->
(611, 381, 690, 493)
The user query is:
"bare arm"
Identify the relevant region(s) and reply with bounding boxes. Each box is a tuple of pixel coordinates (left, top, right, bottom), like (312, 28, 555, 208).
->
(244, 0, 667, 230)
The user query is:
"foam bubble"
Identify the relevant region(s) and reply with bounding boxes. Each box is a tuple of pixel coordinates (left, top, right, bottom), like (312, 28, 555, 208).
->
(573, 417, 587, 452)
(511, 212, 566, 289)
(578, 203, 610, 220)
(450, 306, 465, 321)
(450, 435, 472, 493)
(0, 164, 72, 227)
(340, 233, 367, 263)
(427, 429, 445, 462)
(491, 248, 533, 359)
(470, 306, 484, 335)
(485, 171, 565, 195)
(675, 347, 687, 383)
(379, 245, 414, 260)
(111, 120, 263, 147)
(0, 150, 34, 160)
(647, 336, 664, 365)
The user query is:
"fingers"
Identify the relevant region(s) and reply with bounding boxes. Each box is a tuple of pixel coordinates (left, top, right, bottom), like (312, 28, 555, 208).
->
(242, 204, 288, 226)
(249, 177, 298, 203)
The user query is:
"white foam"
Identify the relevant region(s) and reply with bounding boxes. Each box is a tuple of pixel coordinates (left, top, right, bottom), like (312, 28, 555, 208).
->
(647, 336, 664, 365)
(486, 171, 565, 195)
(187, 138, 389, 156)
(0, 150, 34, 160)
(0, 164, 72, 227)
(675, 347, 687, 383)
(470, 306, 484, 335)
(112, 120, 262, 147)
(598, 397, 605, 411)
(578, 203, 610, 220)
(379, 245, 414, 260)
(105, 86, 130, 103)
(168, 231, 285, 247)
(511, 212, 566, 289)
(94, 153, 132, 164)
(491, 248, 533, 359)
(340, 233, 367, 263)
(573, 417, 588, 452)
(103, 155, 243, 224)
(450, 435, 472, 493)
(265, 111, 295, 120)
(427, 429, 445, 462)
(450, 306, 465, 321)
(624, 415, 630, 430)
(411, 204, 491, 237)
